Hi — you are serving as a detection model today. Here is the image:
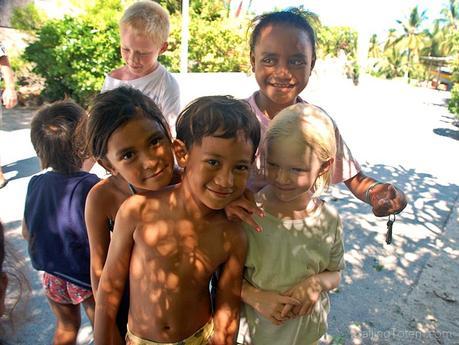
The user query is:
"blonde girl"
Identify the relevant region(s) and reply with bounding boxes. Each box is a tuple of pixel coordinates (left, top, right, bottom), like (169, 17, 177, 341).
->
(240, 103, 344, 345)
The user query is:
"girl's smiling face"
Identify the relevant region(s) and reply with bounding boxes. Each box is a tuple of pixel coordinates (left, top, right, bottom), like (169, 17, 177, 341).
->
(103, 116, 174, 193)
(250, 24, 314, 116)
(266, 138, 324, 204)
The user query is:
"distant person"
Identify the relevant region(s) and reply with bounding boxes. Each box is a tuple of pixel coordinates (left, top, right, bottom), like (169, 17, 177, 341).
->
(94, 96, 260, 345)
(85, 86, 179, 341)
(239, 104, 344, 345)
(22, 101, 99, 345)
(235, 9, 407, 227)
(102, 1, 180, 135)
(0, 42, 18, 189)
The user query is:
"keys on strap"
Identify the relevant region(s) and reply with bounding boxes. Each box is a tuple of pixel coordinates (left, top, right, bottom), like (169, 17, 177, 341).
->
(386, 214, 395, 245)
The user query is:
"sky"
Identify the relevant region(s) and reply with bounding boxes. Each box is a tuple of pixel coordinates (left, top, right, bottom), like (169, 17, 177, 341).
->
(245, 0, 447, 38)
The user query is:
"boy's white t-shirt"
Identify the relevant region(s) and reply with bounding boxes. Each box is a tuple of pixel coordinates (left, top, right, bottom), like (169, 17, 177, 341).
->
(245, 92, 361, 189)
(102, 63, 180, 137)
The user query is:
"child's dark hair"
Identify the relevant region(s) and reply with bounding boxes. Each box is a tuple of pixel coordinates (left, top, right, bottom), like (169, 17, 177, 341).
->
(30, 101, 87, 174)
(176, 95, 260, 160)
(249, 7, 318, 70)
(87, 86, 171, 159)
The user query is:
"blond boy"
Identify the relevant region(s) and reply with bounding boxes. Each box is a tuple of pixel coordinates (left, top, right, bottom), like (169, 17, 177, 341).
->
(94, 96, 261, 345)
(103, 1, 180, 133)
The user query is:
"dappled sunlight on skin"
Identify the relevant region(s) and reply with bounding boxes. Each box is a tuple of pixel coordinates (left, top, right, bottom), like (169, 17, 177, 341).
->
(121, 200, 237, 342)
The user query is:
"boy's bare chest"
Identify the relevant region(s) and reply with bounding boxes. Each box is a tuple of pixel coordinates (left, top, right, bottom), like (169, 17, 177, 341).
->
(134, 220, 227, 278)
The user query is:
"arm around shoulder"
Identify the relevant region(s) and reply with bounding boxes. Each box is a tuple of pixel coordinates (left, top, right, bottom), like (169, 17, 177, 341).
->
(94, 196, 140, 345)
(84, 183, 112, 295)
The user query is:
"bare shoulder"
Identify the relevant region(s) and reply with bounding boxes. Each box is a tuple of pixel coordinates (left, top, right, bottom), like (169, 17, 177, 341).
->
(214, 215, 247, 248)
(87, 177, 122, 206)
(119, 193, 149, 217)
(86, 178, 113, 207)
(119, 187, 174, 221)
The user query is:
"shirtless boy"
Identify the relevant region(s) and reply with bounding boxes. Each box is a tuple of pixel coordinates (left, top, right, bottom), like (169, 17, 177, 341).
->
(94, 95, 261, 345)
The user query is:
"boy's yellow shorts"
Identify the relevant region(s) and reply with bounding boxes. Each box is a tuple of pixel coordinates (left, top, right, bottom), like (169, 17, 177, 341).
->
(126, 319, 214, 345)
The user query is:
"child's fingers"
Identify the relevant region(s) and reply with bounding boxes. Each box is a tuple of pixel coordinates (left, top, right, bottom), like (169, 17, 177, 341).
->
(241, 213, 263, 233)
(373, 184, 407, 217)
(271, 312, 286, 325)
(228, 207, 262, 232)
(294, 304, 304, 315)
(236, 198, 264, 217)
(280, 303, 293, 318)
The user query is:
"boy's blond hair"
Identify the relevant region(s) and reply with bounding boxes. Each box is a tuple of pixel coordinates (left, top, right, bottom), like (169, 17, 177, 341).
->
(120, 1, 170, 45)
(266, 103, 336, 197)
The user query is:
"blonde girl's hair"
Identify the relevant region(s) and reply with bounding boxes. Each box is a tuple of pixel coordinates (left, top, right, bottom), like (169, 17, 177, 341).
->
(266, 103, 337, 197)
(120, 1, 170, 45)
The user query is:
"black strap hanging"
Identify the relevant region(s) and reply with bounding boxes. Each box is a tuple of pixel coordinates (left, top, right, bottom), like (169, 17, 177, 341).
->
(386, 214, 396, 245)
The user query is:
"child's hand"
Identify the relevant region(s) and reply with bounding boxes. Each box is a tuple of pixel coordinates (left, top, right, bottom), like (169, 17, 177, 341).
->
(251, 289, 301, 325)
(281, 275, 322, 317)
(224, 189, 264, 232)
(2, 88, 17, 109)
(370, 183, 407, 217)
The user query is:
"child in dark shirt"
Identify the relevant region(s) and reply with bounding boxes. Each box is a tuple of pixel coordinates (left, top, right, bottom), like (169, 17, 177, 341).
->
(22, 101, 99, 344)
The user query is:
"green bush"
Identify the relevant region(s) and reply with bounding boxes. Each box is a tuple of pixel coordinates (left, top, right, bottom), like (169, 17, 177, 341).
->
(23, 16, 121, 106)
(407, 62, 429, 82)
(317, 26, 358, 59)
(19, 0, 249, 103)
(448, 84, 459, 118)
(11, 3, 47, 32)
(16, 0, 368, 103)
(370, 48, 406, 79)
(163, 1, 248, 72)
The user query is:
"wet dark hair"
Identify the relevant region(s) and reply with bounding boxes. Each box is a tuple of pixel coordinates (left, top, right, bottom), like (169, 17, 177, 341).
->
(87, 86, 172, 159)
(30, 101, 87, 174)
(249, 7, 318, 70)
(176, 95, 260, 160)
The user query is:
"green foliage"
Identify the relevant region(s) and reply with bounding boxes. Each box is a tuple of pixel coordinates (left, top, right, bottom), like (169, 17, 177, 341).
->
(368, 34, 382, 58)
(11, 3, 47, 31)
(17, 0, 249, 103)
(23, 15, 121, 106)
(448, 84, 459, 117)
(163, 0, 248, 72)
(8, 55, 43, 87)
(317, 26, 358, 59)
(157, 0, 182, 15)
(408, 62, 429, 81)
(369, 1, 459, 83)
(78, 0, 125, 28)
(187, 16, 248, 72)
(370, 48, 406, 79)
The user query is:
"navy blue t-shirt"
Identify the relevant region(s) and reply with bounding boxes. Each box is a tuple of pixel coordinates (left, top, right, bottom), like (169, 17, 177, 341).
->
(24, 171, 99, 289)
